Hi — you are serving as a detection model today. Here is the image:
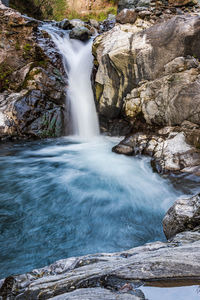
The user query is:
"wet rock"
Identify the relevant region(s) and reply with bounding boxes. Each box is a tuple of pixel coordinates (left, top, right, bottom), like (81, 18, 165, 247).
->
(163, 194, 200, 239)
(1, 229, 200, 299)
(69, 26, 92, 41)
(57, 18, 73, 30)
(116, 9, 138, 24)
(113, 130, 200, 174)
(0, 4, 66, 139)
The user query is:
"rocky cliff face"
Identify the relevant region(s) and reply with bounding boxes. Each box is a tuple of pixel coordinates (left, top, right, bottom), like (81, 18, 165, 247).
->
(0, 2, 67, 140)
(93, 0, 200, 173)
(93, 12, 200, 133)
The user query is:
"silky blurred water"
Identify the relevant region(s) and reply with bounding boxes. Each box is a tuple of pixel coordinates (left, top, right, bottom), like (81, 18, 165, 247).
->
(0, 136, 199, 279)
(43, 24, 100, 138)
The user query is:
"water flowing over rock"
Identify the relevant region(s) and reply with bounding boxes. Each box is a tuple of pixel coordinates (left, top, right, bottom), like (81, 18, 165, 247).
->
(0, 3, 99, 140)
(46, 26, 99, 138)
(163, 193, 200, 239)
(0, 2, 66, 139)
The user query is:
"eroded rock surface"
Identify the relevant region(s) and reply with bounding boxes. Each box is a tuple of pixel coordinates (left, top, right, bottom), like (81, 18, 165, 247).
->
(163, 194, 200, 239)
(112, 128, 200, 174)
(1, 230, 200, 299)
(93, 12, 200, 135)
(0, 2, 66, 139)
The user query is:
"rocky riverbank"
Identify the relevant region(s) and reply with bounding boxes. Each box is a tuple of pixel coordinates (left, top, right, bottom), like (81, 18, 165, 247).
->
(1, 193, 200, 299)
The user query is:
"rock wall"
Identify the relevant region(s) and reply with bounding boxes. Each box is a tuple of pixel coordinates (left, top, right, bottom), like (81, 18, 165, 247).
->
(93, 5, 200, 135)
(0, 2, 67, 140)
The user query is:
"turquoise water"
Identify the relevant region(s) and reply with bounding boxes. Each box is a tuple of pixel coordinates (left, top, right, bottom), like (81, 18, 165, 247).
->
(0, 136, 198, 279)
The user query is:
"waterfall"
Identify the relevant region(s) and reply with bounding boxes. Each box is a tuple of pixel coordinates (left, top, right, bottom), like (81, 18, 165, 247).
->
(43, 26, 99, 138)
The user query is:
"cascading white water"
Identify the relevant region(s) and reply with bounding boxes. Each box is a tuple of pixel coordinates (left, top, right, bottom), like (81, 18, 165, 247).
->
(44, 26, 99, 138)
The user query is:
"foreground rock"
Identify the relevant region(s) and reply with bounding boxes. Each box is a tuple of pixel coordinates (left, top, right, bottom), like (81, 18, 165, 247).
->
(0, 2, 66, 140)
(1, 229, 200, 299)
(163, 193, 200, 239)
(112, 128, 200, 174)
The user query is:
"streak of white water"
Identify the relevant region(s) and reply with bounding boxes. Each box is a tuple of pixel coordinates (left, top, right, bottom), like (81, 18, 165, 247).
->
(43, 26, 99, 138)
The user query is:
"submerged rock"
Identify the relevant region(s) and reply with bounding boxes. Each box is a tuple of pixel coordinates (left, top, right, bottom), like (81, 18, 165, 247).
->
(163, 193, 200, 239)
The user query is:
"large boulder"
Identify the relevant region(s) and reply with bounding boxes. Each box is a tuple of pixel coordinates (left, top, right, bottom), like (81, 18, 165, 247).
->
(93, 15, 200, 133)
(0, 4, 66, 139)
(163, 194, 200, 239)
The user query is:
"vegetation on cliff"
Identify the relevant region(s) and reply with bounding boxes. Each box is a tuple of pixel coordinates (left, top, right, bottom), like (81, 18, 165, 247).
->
(9, 0, 118, 21)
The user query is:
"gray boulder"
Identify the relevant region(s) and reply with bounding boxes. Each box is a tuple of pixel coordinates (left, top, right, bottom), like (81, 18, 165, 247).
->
(163, 194, 200, 239)
(69, 26, 92, 41)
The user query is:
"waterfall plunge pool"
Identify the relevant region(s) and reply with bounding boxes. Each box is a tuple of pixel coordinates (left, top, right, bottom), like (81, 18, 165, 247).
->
(0, 136, 199, 279)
